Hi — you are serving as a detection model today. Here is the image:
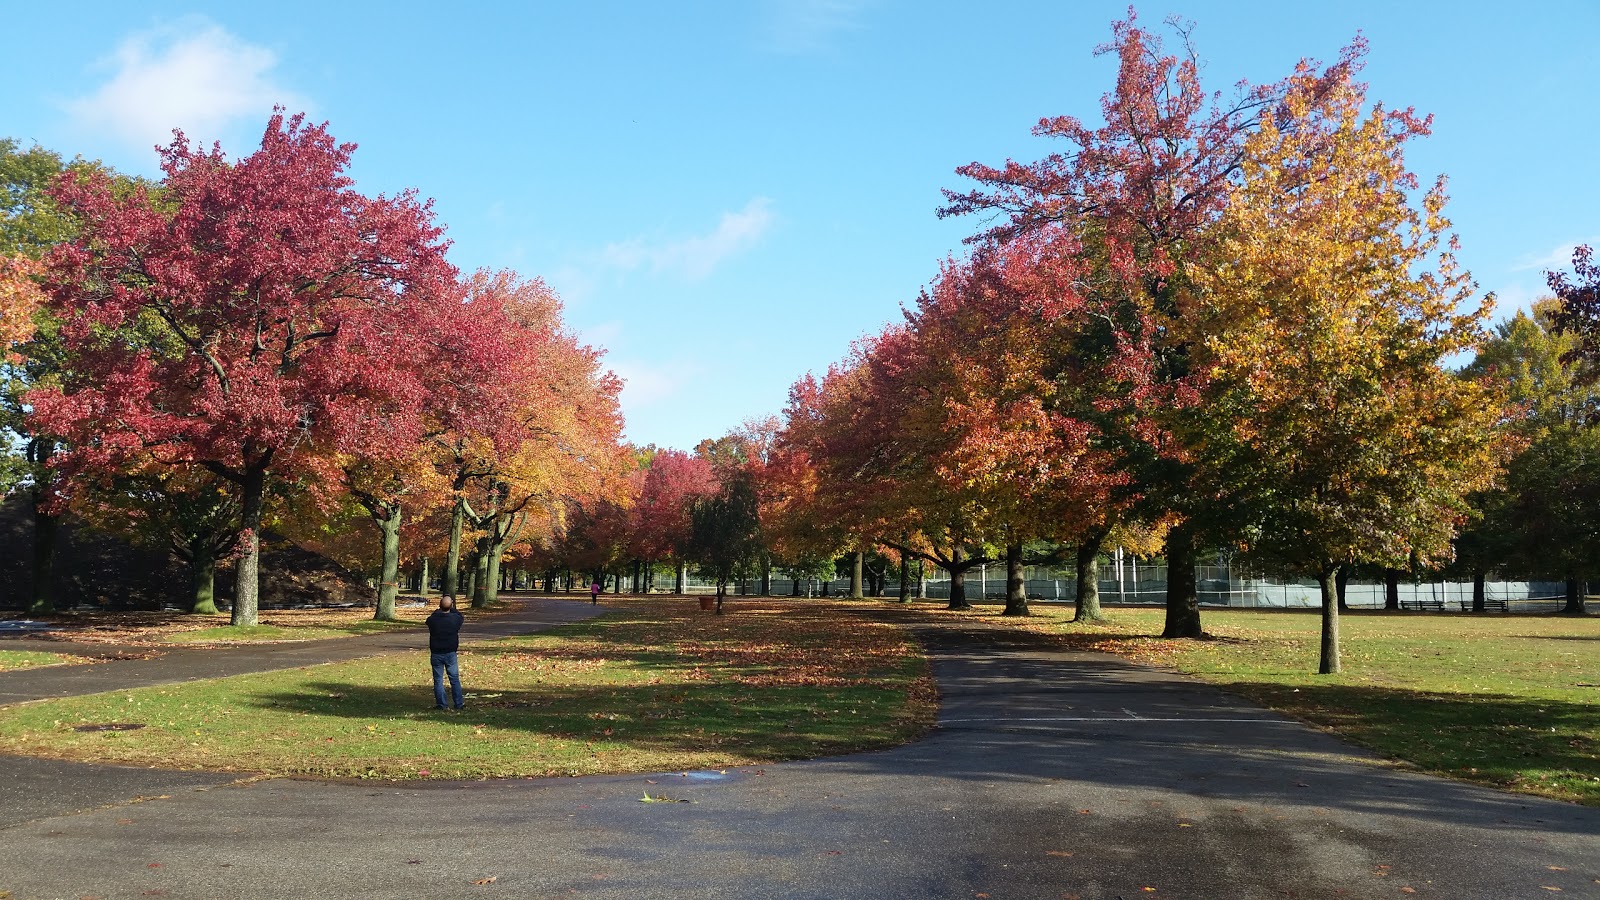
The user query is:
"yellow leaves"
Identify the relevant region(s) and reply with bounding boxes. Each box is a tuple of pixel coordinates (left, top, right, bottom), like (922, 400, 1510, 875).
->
(0, 254, 45, 357)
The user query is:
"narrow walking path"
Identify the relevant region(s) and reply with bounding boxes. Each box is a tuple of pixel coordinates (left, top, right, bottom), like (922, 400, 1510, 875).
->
(0, 596, 606, 707)
(1, 606, 1596, 899)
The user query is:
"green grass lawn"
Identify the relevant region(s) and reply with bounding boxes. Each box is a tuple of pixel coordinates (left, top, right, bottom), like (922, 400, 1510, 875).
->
(933, 602, 1600, 806)
(163, 619, 421, 644)
(0, 648, 89, 671)
(0, 599, 934, 780)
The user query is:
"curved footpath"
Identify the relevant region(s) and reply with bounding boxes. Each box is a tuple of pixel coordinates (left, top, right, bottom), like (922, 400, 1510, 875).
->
(1, 600, 1596, 899)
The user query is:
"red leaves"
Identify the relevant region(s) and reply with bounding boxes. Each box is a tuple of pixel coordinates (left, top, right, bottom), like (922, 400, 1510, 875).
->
(34, 112, 460, 490)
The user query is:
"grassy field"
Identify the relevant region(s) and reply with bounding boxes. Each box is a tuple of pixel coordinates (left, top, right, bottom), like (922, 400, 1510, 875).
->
(0, 599, 935, 780)
(163, 619, 422, 644)
(0, 648, 89, 671)
(14, 602, 519, 647)
(919, 602, 1600, 806)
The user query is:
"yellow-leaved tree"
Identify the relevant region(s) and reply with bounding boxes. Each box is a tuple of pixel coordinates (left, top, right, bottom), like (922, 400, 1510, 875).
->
(1185, 63, 1504, 674)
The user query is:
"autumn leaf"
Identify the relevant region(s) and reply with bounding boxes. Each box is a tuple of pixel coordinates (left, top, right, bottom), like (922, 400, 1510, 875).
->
(470, 876, 497, 886)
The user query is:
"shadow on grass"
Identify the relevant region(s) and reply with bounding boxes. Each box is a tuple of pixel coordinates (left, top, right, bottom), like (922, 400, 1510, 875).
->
(1515, 634, 1600, 641)
(244, 675, 923, 761)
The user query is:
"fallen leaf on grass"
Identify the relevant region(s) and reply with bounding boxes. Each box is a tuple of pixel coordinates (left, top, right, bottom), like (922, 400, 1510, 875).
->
(471, 876, 497, 885)
(1547, 866, 1567, 872)
(117, 819, 135, 825)
(1045, 850, 1073, 857)
(1399, 889, 1416, 894)
(1540, 888, 1562, 893)
(146, 863, 162, 868)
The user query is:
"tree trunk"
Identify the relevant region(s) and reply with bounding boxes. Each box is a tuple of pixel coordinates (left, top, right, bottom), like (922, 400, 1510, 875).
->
(190, 543, 218, 616)
(1336, 565, 1350, 612)
(1318, 563, 1341, 674)
(760, 557, 771, 596)
(1472, 569, 1486, 613)
(232, 465, 266, 627)
(849, 551, 864, 599)
(484, 537, 503, 606)
(1563, 579, 1586, 615)
(444, 500, 464, 599)
(419, 557, 431, 598)
(1384, 568, 1400, 610)
(1161, 522, 1202, 638)
(898, 554, 910, 603)
(918, 560, 926, 599)
(1002, 542, 1028, 616)
(946, 548, 971, 610)
(674, 561, 686, 595)
(1074, 530, 1107, 623)
(715, 578, 725, 615)
(374, 504, 402, 621)
(472, 538, 490, 608)
(28, 500, 57, 615)
(463, 550, 478, 605)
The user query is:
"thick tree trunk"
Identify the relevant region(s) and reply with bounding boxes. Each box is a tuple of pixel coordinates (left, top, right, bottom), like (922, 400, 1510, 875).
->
(232, 466, 266, 627)
(1074, 530, 1107, 623)
(419, 557, 431, 598)
(759, 558, 770, 596)
(28, 501, 57, 615)
(1318, 563, 1341, 674)
(190, 544, 218, 615)
(1335, 565, 1350, 612)
(674, 561, 686, 595)
(898, 554, 910, 603)
(792, 577, 801, 597)
(463, 551, 478, 605)
(472, 538, 490, 608)
(946, 548, 971, 610)
(1563, 579, 1586, 615)
(444, 500, 464, 599)
(849, 551, 864, 599)
(374, 505, 402, 621)
(715, 579, 725, 615)
(484, 540, 503, 606)
(1472, 569, 1486, 613)
(1384, 568, 1400, 610)
(1002, 542, 1028, 616)
(1161, 522, 1203, 638)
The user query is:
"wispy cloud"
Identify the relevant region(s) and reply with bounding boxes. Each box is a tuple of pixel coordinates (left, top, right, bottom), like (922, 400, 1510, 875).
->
(1512, 237, 1598, 272)
(65, 19, 307, 153)
(600, 198, 774, 281)
(760, 0, 873, 54)
(609, 357, 704, 409)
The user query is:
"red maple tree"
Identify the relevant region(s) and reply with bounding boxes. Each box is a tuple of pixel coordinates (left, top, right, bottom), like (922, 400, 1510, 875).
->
(31, 112, 461, 625)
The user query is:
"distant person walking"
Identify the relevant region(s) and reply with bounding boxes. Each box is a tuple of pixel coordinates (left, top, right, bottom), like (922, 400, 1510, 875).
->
(427, 596, 465, 711)
(589, 581, 602, 604)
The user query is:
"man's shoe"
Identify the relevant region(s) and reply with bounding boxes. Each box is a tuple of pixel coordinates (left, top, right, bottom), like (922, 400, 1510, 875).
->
(434, 705, 448, 711)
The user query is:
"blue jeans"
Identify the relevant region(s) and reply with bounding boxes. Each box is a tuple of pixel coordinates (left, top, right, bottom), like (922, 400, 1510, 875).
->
(431, 651, 463, 709)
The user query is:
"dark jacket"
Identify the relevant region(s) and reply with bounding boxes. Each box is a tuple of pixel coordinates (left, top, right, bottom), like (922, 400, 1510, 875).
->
(426, 608, 464, 654)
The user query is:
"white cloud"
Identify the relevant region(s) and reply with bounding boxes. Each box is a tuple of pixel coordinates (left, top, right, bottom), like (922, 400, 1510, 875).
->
(600, 198, 774, 281)
(609, 357, 704, 409)
(761, 0, 873, 54)
(66, 20, 306, 153)
(1513, 237, 1598, 273)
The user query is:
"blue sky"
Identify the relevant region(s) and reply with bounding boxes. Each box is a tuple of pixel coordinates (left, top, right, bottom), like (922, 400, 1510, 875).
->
(3, 2, 1595, 450)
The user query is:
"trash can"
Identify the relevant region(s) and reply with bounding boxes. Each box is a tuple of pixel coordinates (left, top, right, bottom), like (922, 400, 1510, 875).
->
(699, 596, 715, 611)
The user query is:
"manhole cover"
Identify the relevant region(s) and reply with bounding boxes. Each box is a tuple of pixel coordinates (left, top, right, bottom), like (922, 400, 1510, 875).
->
(72, 723, 146, 732)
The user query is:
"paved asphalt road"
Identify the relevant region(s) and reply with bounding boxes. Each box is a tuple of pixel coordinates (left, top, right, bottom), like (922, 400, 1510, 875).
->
(0, 601, 1596, 899)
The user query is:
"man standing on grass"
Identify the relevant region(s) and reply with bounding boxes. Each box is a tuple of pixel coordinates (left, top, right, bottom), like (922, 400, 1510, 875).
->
(427, 596, 465, 711)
